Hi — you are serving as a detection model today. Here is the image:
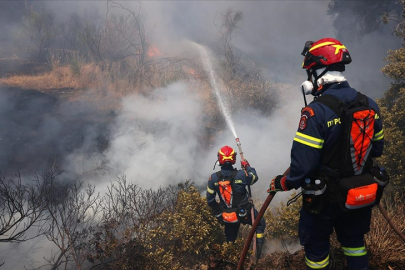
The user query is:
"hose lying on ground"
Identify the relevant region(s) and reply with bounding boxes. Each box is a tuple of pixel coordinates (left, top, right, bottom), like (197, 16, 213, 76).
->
(377, 203, 405, 243)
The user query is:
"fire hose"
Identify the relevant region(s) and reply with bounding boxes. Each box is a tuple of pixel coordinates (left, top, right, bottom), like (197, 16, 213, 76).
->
(377, 203, 405, 242)
(237, 166, 291, 270)
(237, 167, 405, 270)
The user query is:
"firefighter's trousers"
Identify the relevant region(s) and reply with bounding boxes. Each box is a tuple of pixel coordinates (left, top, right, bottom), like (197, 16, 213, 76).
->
(224, 207, 266, 244)
(299, 203, 372, 270)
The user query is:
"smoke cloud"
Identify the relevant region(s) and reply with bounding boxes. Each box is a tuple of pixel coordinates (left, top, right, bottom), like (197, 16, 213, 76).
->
(65, 82, 206, 191)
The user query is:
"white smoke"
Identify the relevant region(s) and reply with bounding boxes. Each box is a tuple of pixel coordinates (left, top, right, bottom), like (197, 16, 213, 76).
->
(103, 82, 204, 189)
(58, 82, 205, 192)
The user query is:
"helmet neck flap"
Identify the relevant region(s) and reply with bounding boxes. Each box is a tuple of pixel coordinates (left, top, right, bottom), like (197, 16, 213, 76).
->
(306, 66, 347, 96)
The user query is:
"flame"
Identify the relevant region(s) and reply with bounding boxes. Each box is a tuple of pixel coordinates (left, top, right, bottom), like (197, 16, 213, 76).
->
(147, 45, 160, 57)
(188, 68, 196, 76)
(187, 67, 201, 79)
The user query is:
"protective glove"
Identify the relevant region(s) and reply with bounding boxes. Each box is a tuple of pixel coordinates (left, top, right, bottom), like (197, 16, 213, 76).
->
(267, 175, 289, 194)
(241, 160, 250, 170)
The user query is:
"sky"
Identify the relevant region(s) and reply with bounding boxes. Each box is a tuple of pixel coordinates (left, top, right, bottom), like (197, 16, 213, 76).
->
(0, 1, 402, 268)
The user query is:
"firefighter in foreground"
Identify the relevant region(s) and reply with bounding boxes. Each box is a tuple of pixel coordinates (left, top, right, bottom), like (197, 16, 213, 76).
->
(207, 145, 266, 260)
(268, 38, 387, 269)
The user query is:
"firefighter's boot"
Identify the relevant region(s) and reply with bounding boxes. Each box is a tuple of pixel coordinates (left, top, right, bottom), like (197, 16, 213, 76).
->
(256, 239, 264, 261)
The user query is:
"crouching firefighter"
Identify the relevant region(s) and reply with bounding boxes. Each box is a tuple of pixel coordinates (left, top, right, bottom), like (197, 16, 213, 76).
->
(206, 145, 266, 260)
(267, 38, 388, 270)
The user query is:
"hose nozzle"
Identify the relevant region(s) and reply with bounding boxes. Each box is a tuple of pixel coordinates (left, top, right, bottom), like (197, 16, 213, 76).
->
(235, 137, 245, 163)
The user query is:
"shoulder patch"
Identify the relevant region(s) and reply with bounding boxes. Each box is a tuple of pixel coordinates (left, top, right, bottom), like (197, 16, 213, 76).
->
(209, 176, 212, 181)
(299, 106, 315, 130)
(299, 114, 308, 130)
(301, 106, 315, 117)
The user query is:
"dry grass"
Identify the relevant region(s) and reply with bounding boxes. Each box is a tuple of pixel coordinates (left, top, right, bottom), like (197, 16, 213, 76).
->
(257, 249, 307, 270)
(0, 62, 118, 94)
(367, 194, 405, 268)
(0, 65, 79, 91)
(0, 56, 190, 98)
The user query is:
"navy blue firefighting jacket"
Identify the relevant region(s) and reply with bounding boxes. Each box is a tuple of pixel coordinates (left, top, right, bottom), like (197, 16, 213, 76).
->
(286, 81, 384, 189)
(206, 164, 258, 213)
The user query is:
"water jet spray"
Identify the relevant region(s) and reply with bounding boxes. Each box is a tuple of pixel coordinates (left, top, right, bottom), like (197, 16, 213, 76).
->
(195, 43, 238, 139)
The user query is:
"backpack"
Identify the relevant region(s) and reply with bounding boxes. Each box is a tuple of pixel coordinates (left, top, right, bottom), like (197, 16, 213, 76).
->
(314, 92, 387, 210)
(215, 171, 250, 223)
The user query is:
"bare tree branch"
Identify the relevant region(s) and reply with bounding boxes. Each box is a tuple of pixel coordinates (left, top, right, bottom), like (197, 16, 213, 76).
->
(0, 172, 48, 243)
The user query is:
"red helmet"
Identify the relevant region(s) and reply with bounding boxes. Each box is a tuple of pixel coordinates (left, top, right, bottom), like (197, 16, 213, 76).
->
(301, 38, 351, 70)
(217, 145, 237, 166)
